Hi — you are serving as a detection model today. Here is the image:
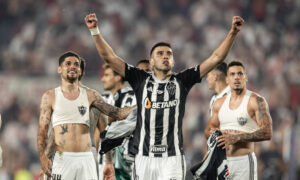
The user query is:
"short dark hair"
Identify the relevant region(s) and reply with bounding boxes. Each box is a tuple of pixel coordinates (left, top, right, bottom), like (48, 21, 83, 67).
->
(215, 62, 227, 76)
(78, 57, 86, 81)
(227, 61, 245, 74)
(58, 51, 81, 66)
(136, 59, 149, 66)
(150, 42, 171, 57)
(103, 64, 125, 83)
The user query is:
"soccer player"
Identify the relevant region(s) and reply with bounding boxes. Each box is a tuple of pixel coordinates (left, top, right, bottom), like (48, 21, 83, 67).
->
(99, 64, 136, 180)
(85, 13, 244, 179)
(205, 61, 272, 179)
(37, 51, 133, 180)
(40, 57, 114, 180)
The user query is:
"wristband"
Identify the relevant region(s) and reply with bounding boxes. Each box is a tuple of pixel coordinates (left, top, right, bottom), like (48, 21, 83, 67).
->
(90, 27, 100, 35)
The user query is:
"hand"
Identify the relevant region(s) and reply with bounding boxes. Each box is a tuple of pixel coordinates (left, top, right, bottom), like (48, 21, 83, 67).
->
(217, 133, 239, 149)
(40, 154, 52, 177)
(85, 13, 98, 29)
(103, 163, 115, 180)
(231, 16, 244, 33)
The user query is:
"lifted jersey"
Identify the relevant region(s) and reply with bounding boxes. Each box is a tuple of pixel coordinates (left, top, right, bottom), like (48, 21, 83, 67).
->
(52, 87, 89, 127)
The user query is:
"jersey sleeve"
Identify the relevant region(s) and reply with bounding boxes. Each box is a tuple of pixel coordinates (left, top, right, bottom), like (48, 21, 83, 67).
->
(124, 63, 149, 90)
(176, 65, 202, 90)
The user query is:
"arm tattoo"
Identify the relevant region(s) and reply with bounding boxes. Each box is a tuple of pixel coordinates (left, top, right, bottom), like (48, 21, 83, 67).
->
(60, 125, 68, 135)
(37, 92, 52, 157)
(92, 91, 129, 120)
(45, 130, 55, 158)
(105, 150, 113, 163)
(237, 96, 272, 143)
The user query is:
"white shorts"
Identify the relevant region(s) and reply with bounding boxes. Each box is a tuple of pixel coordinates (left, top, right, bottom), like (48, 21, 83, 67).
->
(52, 152, 97, 180)
(227, 152, 257, 180)
(133, 155, 186, 180)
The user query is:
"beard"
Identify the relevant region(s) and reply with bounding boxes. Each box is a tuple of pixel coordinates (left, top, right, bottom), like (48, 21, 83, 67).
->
(66, 75, 77, 83)
(233, 87, 243, 94)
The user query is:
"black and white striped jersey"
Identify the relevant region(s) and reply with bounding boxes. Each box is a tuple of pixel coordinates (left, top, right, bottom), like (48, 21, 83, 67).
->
(101, 87, 136, 108)
(125, 63, 202, 157)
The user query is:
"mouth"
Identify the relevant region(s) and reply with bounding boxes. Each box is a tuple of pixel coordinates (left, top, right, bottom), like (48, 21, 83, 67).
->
(68, 71, 76, 75)
(234, 82, 240, 85)
(163, 60, 169, 66)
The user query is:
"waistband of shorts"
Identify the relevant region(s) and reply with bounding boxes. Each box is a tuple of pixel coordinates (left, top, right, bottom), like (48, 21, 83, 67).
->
(55, 151, 93, 157)
(227, 152, 255, 161)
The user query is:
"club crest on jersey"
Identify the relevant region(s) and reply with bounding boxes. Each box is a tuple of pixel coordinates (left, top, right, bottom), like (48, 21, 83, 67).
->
(150, 145, 167, 154)
(237, 115, 247, 126)
(166, 82, 176, 95)
(78, 105, 87, 116)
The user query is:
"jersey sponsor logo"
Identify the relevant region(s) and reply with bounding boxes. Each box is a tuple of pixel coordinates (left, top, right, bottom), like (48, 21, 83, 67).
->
(150, 145, 167, 154)
(166, 82, 176, 95)
(78, 105, 87, 116)
(52, 174, 62, 180)
(144, 98, 178, 109)
(237, 115, 247, 126)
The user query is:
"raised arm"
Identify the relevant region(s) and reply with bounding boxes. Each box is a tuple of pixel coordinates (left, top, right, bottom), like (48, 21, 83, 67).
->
(199, 16, 244, 78)
(85, 13, 126, 77)
(88, 89, 134, 120)
(37, 90, 53, 177)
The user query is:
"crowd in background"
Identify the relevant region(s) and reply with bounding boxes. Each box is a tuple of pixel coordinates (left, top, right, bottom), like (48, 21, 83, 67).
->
(0, 0, 299, 179)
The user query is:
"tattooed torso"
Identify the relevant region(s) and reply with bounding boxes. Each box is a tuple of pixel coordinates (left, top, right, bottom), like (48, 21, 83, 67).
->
(53, 123, 92, 152)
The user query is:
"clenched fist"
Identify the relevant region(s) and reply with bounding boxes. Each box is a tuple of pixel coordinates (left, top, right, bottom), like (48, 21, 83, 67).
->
(85, 13, 98, 29)
(231, 16, 244, 33)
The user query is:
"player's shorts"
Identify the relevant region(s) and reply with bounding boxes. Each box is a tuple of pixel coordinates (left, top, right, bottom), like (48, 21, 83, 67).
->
(132, 155, 186, 180)
(227, 152, 257, 180)
(91, 147, 99, 178)
(51, 151, 97, 180)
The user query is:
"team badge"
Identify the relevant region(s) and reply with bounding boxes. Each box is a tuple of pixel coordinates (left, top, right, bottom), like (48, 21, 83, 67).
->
(166, 82, 176, 95)
(78, 105, 87, 116)
(237, 115, 247, 126)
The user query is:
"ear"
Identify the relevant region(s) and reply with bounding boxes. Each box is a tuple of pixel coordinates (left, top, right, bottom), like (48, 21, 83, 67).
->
(57, 66, 62, 74)
(245, 74, 248, 82)
(226, 75, 229, 84)
(150, 58, 154, 66)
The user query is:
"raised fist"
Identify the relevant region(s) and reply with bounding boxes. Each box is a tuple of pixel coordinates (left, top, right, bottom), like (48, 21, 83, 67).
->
(85, 13, 98, 29)
(231, 16, 244, 33)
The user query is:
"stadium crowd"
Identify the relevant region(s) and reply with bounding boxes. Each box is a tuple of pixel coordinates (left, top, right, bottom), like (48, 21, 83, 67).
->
(0, 0, 299, 179)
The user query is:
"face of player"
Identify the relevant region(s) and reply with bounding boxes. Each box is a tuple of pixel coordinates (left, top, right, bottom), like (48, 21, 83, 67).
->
(206, 71, 217, 90)
(226, 66, 248, 91)
(58, 56, 81, 83)
(137, 62, 151, 72)
(101, 68, 120, 91)
(150, 46, 174, 73)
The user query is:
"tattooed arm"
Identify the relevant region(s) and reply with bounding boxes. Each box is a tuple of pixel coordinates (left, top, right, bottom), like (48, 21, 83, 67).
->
(217, 94, 272, 148)
(37, 90, 54, 177)
(87, 89, 134, 120)
(236, 95, 272, 142)
(45, 129, 55, 159)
